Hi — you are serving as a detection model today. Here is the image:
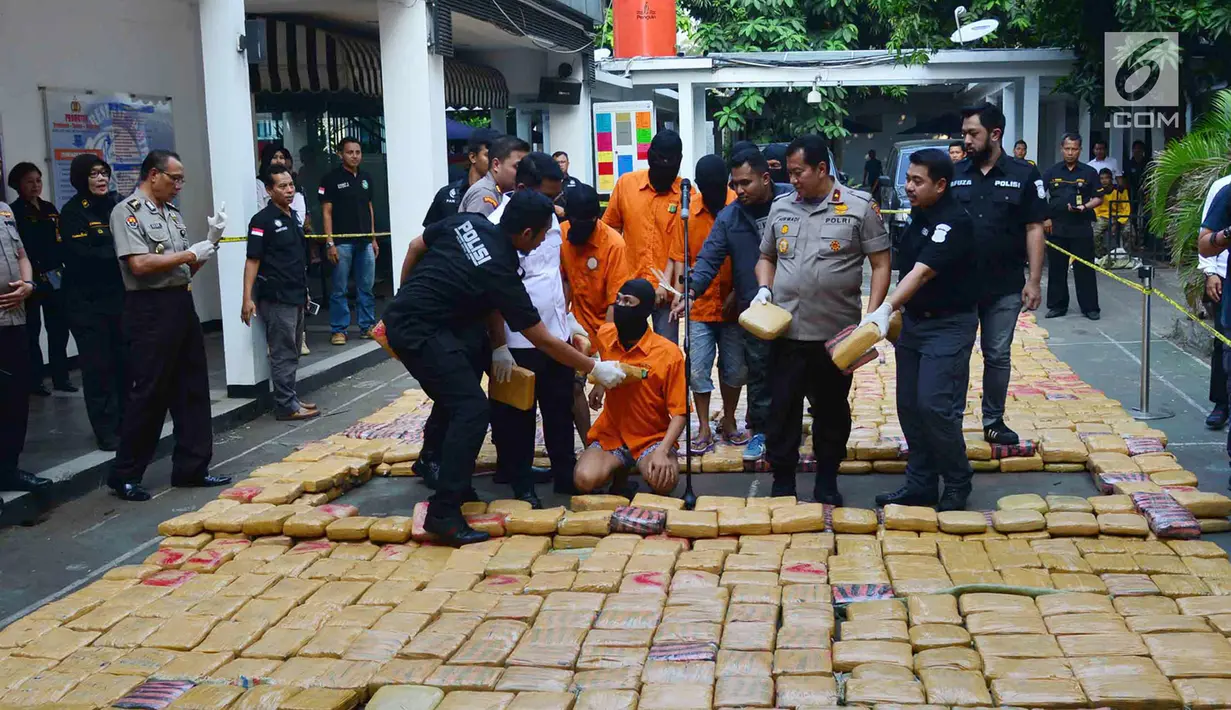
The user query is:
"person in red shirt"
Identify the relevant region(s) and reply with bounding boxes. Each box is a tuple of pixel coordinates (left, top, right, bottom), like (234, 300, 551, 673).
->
(575, 278, 687, 497)
(666, 154, 744, 453)
(601, 131, 684, 342)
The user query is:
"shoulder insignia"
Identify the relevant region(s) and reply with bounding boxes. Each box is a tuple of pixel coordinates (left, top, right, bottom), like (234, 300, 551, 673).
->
(483, 195, 500, 208)
(932, 224, 952, 243)
(145, 200, 158, 213)
(832, 188, 842, 203)
(127, 198, 141, 211)
(833, 204, 849, 215)
(125, 215, 139, 229)
(81, 199, 89, 207)
(165, 202, 180, 212)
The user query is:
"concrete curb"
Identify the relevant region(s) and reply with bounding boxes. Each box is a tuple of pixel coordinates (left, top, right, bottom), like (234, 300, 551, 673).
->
(0, 342, 387, 525)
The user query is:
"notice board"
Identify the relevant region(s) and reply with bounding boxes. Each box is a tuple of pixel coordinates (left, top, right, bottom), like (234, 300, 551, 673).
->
(41, 88, 175, 208)
(593, 100, 655, 194)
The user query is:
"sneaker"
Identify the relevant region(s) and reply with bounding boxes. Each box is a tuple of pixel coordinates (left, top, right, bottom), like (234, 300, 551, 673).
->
(983, 419, 1020, 445)
(937, 486, 971, 512)
(300, 334, 311, 356)
(743, 433, 766, 461)
(331, 332, 347, 346)
(1207, 404, 1228, 430)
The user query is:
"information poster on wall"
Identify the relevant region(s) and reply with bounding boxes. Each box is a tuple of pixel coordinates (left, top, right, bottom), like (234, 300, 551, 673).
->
(42, 88, 175, 208)
(593, 101, 655, 194)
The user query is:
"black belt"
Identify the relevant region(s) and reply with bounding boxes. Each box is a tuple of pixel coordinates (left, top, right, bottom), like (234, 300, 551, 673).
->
(906, 306, 974, 320)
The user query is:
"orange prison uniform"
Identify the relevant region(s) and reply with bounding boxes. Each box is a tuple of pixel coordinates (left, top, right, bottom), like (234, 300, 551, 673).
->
(669, 189, 735, 322)
(601, 169, 682, 289)
(588, 322, 688, 459)
(560, 220, 629, 342)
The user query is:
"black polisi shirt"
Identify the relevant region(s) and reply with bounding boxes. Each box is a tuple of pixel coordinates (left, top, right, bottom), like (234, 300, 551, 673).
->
(423, 177, 469, 228)
(318, 166, 374, 240)
(9, 197, 61, 274)
(383, 213, 540, 353)
(897, 193, 980, 315)
(246, 203, 307, 305)
(1042, 161, 1100, 224)
(950, 153, 1047, 298)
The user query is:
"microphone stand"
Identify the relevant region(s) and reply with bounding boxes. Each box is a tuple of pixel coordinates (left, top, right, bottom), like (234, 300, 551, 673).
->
(679, 179, 697, 511)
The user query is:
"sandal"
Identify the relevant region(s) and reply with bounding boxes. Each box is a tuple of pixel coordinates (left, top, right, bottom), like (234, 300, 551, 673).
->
(723, 427, 750, 446)
(689, 434, 716, 456)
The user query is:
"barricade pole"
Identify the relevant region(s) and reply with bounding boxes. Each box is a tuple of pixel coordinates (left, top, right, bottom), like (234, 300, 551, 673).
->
(1131, 264, 1174, 421)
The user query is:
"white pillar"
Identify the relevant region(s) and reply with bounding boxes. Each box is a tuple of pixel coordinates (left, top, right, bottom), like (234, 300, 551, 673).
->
(1021, 75, 1040, 164)
(1046, 100, 1067, 166)
(515, 109, 534, 144)
(677, 80, 697, 180)
(199, 0, 266, 394)
(1078, 99, 1092, 148)
(1001, 83, 1018, 148)
(547, 81, 594, 184)
(379, 0, 447, 292)
(689, 85, 708, 167)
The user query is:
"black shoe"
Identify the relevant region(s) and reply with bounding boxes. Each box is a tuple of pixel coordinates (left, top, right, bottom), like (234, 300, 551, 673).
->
(1045, 308, 1067, 319)
(875, 486, 938, 508)
(515, 490, 543, 510)
(53, 380, 78, 393)
(495, 465, 552, 486)
(412, 459, 440, 489)
(97, 437, 119, 452)
(983, 420, 1020, 445)
(771, 477, 797, 498)
(110, 483, 151, 502)
(30, 384, 50, 397)
(461, 488, 482, 504)
(812, 477, 843, 506)
(1208, 405, 1229, 430)
(814, 491, 844, 506)
(424, 507, 491, 546)
(1083, 310, 1101, 321)
(171, 474, 232, 488)
(1, 470, 52, 493)
(937, 486, 971, 512)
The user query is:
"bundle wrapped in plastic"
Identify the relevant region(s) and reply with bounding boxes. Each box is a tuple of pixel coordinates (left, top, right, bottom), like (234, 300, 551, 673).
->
(607, 506, 666, 535)
(739, 301, 793, 340)
(844, 676, 925, 705)
(990, 678, 1088, 708)
(1130, 492, 1201, 539)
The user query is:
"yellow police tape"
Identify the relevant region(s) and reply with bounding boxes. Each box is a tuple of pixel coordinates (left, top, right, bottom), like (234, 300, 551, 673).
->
(216, 232, 390, 244)
(1043, 239, 1231, 348)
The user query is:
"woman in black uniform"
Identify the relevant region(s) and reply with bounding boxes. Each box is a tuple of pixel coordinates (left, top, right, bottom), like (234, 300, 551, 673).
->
(58, 154, 126, 450)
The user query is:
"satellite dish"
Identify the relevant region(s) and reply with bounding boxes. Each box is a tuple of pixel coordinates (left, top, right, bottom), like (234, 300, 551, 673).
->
(951, 18, 999, 43)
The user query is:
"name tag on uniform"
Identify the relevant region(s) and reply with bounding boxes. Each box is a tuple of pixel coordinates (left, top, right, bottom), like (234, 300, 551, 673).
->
(275, 226, 289, 233)
(951, 179, 973, 187)
(994, 179, 1021, 189)
(337, 182, 350, 189)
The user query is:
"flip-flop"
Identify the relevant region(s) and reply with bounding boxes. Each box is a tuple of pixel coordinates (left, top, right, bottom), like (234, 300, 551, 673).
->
(724, 428, 750, 446)
(689, 434, 716, 456)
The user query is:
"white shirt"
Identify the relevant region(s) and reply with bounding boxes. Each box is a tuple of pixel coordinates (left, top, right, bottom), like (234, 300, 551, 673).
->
(1199, 175, 1231, 278)
(256, 178, 307, 227)
(489, 193, 568, 348)
(1088, 157, 1120, 177)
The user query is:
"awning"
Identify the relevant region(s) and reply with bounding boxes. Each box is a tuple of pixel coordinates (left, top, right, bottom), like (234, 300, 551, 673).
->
(249, 17, 509, 108)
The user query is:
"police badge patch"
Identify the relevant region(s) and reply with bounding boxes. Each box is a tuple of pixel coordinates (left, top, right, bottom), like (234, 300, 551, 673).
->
(777, 238, 790, 254)
(829, 240, 841, 252)
(586, 257, 599, 271)
(126, 215, 139, 229)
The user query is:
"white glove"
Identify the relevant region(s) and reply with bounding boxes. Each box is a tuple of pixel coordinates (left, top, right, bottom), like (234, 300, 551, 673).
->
(590, 360, 627, 389)
(207, 202, 227, 245)
(491, 345, 515, 383)
(187, 240, 216, 264)
(566, 312, 587, 338)
(753, 286, 772, 306)
(860, 302, 893, 338)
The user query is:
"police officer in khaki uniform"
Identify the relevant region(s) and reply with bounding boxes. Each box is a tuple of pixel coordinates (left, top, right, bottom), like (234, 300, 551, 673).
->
(459, 136, 530, 217)
(108, 149, 231, 501)
(753, 134, 892, 505)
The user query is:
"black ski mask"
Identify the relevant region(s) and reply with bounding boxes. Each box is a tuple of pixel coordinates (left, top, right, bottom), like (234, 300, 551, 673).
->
(564, 183, 601, 246)
(694, 154, 729, 217)
(647, 131, 683, 194)
(614, 278, 656, 348)
(763, 143, 789, 184)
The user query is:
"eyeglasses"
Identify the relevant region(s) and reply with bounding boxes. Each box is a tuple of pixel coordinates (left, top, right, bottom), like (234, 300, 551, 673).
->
(159, 171, 186, 186)
(89, 168, 110, 178)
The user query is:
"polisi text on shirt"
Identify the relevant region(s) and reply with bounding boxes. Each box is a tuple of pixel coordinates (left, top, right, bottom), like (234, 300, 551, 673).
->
(455, 220, 491, 266)
(993, 180, 1021, 189)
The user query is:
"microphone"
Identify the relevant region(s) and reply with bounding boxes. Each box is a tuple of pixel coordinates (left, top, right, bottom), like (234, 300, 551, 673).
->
(679, 178, 691, 220)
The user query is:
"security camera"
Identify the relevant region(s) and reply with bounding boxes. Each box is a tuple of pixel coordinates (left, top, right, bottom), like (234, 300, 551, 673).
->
(806, 88, 822, 104)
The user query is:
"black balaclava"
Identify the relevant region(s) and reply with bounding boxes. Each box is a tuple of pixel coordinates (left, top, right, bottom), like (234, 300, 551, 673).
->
(763, 143, 789, 184)
(647, 130, 683, 193)
(730, 140, 759, 159)
(614, 278, 656, 348)
(565, 183, 601, 245)
(695, 154, 729, 216)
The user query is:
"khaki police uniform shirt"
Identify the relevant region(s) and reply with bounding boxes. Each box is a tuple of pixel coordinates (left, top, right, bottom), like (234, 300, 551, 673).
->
(759, 182, 890, 341)
(111, 190, 192, 291)
(458, 173, 503, 216)
(0, 202, 27, 326)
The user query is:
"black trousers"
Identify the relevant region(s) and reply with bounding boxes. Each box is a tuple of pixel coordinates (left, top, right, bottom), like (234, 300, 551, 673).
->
(420, 324, 489, 464)
(398, 329, 489, 513)
(491, 347, 577, 494)
(1211, 278, 1227, 407)
(110, 288, 212, 486)
(1046, 223, 1100, 313)
(68, 296, 126, 443)
(766, 339, 853, 486)
(897, 311, 978, 494)
(0, 325, 30, 479)
(27, 288, 70, 385)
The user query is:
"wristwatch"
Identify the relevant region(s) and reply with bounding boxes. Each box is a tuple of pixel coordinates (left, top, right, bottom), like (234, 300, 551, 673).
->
(325, 240, 335, 248)
(22, 280, 35, 289)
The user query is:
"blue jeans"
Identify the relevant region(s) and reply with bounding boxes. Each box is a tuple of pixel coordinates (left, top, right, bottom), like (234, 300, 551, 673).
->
(330, 242, 376, 334)
(978, 291, 1022, 426)
(688, 320, 747, 393)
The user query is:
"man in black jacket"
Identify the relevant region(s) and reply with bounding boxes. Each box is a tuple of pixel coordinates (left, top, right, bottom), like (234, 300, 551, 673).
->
(59, 155, 127, 450)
